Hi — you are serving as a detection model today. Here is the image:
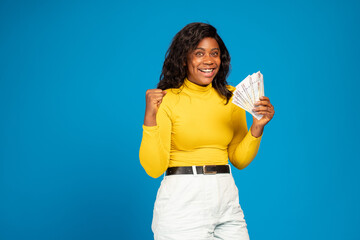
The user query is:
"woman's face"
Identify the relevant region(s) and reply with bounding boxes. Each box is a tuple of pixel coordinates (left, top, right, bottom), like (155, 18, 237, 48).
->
(186, 37, 221, 86)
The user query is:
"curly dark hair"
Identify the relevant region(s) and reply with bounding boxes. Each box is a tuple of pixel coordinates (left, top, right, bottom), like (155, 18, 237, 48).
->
(157, 22, 232, 103)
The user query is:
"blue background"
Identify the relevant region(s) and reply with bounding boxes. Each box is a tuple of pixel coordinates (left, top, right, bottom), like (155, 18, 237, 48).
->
(1, 0, 359, 239)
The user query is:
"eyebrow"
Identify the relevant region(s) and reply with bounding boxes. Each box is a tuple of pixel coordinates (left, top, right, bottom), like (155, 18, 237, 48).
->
(195, 47, 220, 51)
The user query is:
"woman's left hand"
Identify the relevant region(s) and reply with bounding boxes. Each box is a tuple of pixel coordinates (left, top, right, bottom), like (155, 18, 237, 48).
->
(250, 96, 275, 137)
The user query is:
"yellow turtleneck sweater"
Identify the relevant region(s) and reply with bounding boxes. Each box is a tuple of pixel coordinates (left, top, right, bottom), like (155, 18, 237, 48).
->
(139, 78, 262, 178)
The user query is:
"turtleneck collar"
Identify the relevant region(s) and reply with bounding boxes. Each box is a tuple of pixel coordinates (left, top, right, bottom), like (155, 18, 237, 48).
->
(183, 78, 213, 92)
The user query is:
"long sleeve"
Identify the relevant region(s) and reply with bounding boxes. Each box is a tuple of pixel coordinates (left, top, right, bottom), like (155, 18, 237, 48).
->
(228, 106, 262, 170)
(139, 99, 172, 178)
(139, 80, 264, 176)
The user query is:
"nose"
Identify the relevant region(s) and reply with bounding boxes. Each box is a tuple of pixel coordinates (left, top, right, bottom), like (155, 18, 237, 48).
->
(203, 54, 214, 65)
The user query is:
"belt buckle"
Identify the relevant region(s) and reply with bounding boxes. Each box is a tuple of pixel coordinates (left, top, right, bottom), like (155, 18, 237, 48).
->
(203, 165, 217, 175)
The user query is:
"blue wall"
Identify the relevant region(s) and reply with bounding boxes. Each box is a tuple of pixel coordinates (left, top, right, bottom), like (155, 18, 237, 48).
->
(1, 0, 359, 239)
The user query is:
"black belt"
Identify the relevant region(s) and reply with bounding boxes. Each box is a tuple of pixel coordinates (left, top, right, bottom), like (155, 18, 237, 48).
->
(166, 165, 230, 176)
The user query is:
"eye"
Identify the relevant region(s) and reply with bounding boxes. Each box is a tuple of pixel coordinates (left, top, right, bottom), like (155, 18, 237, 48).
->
(195, 52, 204, 57)
(211, 51, 219, 57)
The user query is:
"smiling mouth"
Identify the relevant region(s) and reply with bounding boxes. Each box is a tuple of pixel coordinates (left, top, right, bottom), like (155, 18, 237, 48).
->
(199, 68, 215, 73)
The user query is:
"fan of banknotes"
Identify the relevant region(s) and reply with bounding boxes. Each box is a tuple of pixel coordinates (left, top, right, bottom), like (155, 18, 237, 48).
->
(232, 71, 264, 120)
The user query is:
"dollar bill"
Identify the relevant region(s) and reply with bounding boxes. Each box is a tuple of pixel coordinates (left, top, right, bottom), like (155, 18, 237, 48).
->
(232, 71, 264, 120)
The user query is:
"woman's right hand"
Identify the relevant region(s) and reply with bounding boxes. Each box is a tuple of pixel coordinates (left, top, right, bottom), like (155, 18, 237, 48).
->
(144, 89, 167, 126)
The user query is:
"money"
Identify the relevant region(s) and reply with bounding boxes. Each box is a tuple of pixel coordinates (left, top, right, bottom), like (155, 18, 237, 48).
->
(232, 71, 264, 120)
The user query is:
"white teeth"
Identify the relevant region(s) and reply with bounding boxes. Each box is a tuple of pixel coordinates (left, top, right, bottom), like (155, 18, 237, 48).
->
(200, 69, 214, 73)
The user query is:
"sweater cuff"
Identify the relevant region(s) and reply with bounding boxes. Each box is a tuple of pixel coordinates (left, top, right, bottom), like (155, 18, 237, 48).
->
(142, 124, 159, 132)
(246, 126, 263, 141)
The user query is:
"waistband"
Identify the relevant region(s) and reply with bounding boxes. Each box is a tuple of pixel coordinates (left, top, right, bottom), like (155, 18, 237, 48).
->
(166, 165, 230, 176)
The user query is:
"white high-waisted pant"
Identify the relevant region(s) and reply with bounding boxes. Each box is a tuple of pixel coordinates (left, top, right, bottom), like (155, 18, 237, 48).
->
(152, 167, 250, 240)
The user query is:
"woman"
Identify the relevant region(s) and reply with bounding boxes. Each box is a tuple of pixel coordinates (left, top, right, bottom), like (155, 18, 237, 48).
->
(139, 22, 274, 240)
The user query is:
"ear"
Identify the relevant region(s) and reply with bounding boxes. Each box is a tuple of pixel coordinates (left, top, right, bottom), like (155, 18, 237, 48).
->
(183, 54, 189, 66)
